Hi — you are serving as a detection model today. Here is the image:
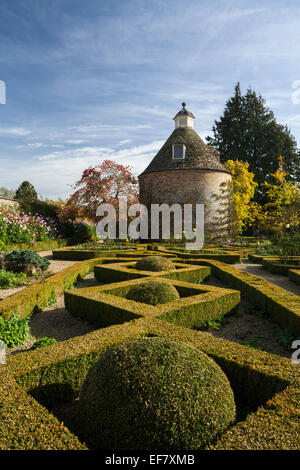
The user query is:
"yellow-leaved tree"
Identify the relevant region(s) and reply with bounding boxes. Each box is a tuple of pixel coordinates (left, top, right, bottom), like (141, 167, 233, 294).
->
(262, 156, 300, 231)
(224, 160, 260, 235)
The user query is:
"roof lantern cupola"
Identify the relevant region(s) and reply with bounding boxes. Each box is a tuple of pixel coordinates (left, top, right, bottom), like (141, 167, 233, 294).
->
(173, 102, 196, 129)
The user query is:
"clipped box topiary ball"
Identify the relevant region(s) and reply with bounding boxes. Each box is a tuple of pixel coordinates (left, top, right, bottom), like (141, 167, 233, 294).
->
(125, 281, 180, 305)
(79, 337, 236, 450)
(134, 255, 175, 272)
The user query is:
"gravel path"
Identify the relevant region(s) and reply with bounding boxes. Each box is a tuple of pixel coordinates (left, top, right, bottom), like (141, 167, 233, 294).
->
(38, 250, 77, 273)
(234, 260, 300, 296)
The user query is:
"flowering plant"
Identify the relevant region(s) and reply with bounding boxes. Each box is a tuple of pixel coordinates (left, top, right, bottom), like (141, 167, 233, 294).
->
(0, 209, 60, 246)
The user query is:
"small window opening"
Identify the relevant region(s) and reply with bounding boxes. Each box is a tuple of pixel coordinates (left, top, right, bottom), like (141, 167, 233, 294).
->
(172, 144, 186, 160)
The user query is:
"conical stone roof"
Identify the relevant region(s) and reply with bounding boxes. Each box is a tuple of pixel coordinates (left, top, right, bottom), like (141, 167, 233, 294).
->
(173, 102, 195, 119)
(139, 127, 230, 176)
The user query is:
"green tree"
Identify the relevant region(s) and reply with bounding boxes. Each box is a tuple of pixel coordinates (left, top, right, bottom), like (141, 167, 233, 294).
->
(224, 160, 258, 234)
(206, 83, 300, 202)
(0, 187, 16, 198)
(262, 156, 300, 231)
(15, 181, 38, 202)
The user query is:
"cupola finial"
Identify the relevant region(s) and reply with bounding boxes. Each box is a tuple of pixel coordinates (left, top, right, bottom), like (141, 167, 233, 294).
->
(173, 103, 195, 129)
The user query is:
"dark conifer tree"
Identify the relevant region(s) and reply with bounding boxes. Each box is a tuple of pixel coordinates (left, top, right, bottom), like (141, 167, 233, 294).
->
(15, 181, 38, 202)
(206, 83, 300, 202)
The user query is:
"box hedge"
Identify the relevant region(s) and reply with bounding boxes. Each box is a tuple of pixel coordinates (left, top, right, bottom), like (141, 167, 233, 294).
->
(52, 248, 174, 261)
(0, 244, 299, 450)
(78, 337, 236, 450)
(262, 257, 300, 276)
(156, 247, 242, 264)
(94, 261, 211, 284)
(186, 259, 300, 335)
(2, 316, 299, 450)
(64, 276, 240, 330)
(4, 238, 68, 253)
(288, 269, 300, 286)
(0, 257, 139, 320)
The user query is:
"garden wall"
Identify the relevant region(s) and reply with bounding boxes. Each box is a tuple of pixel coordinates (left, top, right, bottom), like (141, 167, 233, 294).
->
(0, 197, 19, 210)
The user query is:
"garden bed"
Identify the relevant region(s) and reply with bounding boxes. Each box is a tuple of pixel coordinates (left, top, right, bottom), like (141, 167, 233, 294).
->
(3, 239, 68, 253)
(262, 257, 300, 276)
(5, 273, 99, 357)
(289, 269, 300, 286)
(0, 245, 299, 450)
(3, 316, 299, 450)
(94, 260, 211, 284)
(199, 276, 292, 359)
(52, 247, 174, 261)
(0, 251, 77, 300)
(65, 275, 240, 329)
(180, 258, 300, 335)
(156, 246, 242, 264)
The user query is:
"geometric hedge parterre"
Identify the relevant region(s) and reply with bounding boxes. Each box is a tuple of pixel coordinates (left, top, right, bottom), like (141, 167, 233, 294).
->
(262, 257, 300, 276)
(64, 275, 240, 329)
(289, 269, 300, 286)
(93, 260, 211, 283)
(0, 246, 299, 450)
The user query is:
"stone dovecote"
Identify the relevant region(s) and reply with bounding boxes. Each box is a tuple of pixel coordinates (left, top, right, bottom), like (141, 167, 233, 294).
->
(138, 103, 232, 239)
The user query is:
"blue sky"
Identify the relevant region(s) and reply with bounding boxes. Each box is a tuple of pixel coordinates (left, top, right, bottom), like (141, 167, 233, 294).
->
(1, 0, 300, 199)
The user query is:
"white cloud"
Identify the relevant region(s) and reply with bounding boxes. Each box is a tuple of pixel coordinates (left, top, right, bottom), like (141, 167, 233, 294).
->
(2, 139, 163, 199)
(2, 0, 300, 200)
(37, 141, 163, 163)
(66, 139, 85, 144)
(0, 127, 31, 136)
(116, 139, 132, 146)
(27, 142, 45, 148)
(26, 142, 64, 149)
(283, 114, 300, 128)
(68, 124, 152, 133)
(38, 146, 114, 161)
